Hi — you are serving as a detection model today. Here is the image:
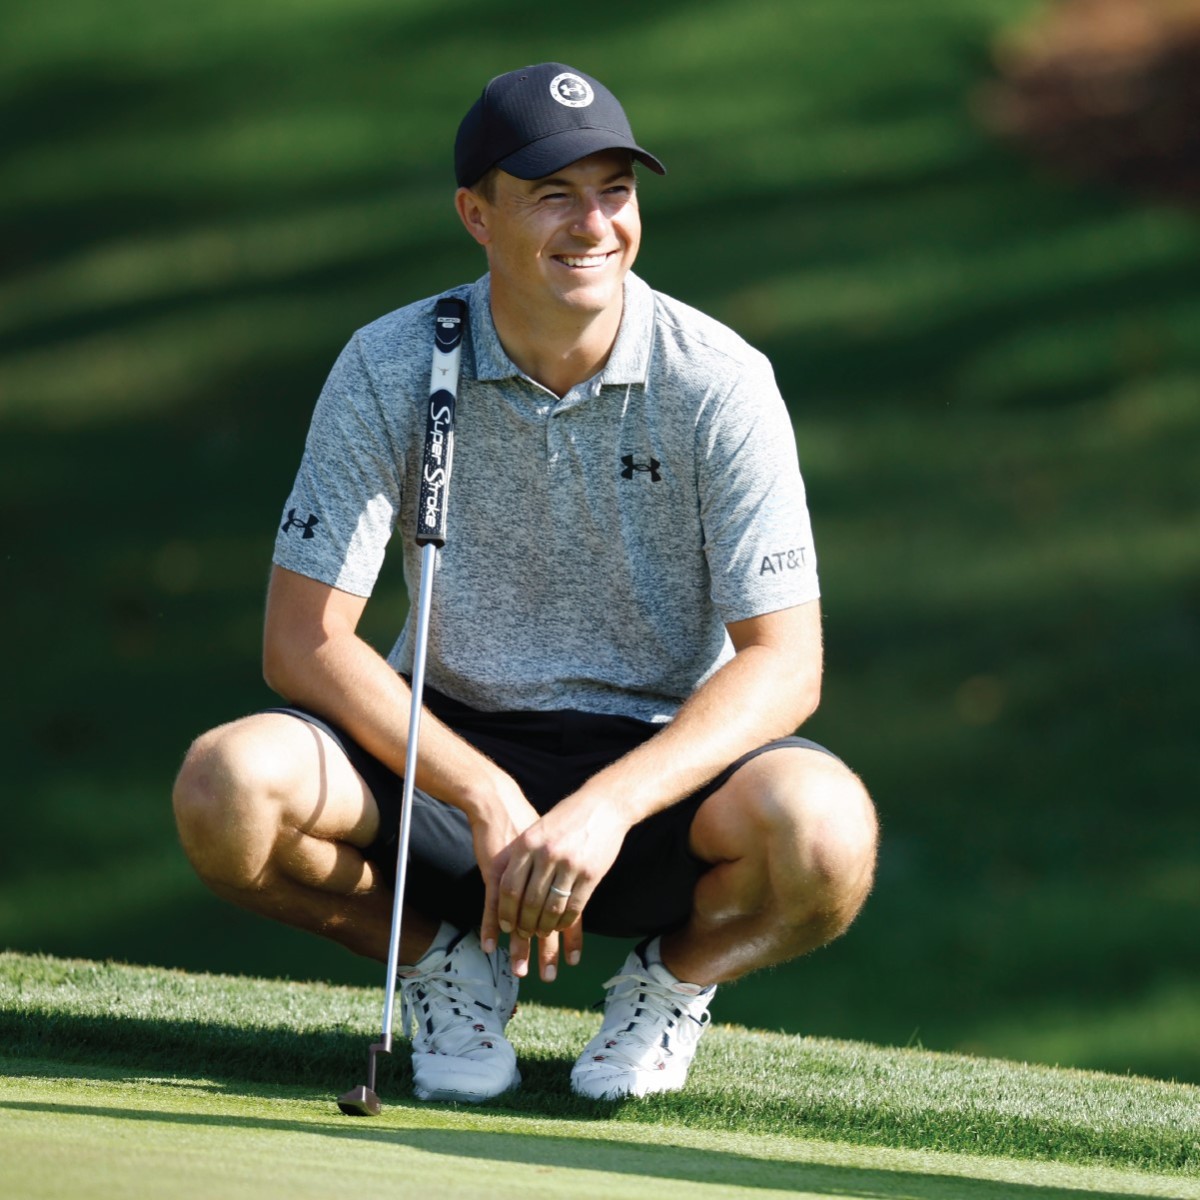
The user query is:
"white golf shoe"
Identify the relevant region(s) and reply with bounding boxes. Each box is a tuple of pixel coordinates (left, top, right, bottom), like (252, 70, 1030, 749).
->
(399, 926, 521, 1103)
(570, 937, 715, 1100)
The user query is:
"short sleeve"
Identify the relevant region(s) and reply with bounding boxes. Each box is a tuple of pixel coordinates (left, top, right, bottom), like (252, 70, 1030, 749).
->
(696, 353, 820, 622)
(272, 334, 404, 597)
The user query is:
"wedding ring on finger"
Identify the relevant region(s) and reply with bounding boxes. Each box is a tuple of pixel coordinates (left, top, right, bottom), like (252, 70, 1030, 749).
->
(548, 884, 572, 898)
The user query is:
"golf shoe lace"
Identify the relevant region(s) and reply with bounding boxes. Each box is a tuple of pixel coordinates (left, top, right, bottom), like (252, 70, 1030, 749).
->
(584, 967, 711, 1070)
(399, 962, 511, 1060)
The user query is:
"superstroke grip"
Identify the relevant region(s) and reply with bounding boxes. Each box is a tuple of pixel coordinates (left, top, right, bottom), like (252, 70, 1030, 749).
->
(415, 297, 467, 547)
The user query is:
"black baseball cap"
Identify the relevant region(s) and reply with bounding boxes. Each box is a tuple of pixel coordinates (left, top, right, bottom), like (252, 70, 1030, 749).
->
(454, 63, 666, 188)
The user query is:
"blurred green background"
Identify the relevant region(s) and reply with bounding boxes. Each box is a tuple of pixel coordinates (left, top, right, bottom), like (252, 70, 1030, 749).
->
(2, 0, 1197, 1085)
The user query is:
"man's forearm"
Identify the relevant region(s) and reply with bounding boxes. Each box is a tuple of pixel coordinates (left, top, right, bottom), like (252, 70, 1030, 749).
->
(264, 615, 510, 822)
(565, 603, 823, 828)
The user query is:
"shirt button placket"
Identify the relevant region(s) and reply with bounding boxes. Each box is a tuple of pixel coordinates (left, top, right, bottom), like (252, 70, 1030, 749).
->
(547, 404, 564, 470)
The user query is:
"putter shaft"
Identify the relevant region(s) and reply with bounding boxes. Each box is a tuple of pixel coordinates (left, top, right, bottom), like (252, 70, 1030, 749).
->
(336, 295, 465, 1118)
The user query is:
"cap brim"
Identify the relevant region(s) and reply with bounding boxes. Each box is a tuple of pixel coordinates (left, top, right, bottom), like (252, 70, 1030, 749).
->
(497, 128, 665, 180)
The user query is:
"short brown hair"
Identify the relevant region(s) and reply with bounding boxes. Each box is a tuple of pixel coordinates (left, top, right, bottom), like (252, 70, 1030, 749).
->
(471, 167, 501, 204)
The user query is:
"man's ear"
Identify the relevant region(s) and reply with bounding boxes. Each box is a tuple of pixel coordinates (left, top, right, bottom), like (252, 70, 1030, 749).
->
(455, 187, 491, 247)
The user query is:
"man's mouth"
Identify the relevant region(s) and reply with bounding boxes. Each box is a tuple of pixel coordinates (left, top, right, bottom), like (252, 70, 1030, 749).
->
(554, 252, 617, 269)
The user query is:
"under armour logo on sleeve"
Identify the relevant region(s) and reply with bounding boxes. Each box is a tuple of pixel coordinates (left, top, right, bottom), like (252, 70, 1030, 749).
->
(280, 509, 320, 539)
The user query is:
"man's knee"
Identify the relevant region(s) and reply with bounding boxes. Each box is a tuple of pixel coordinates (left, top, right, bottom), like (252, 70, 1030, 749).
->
(742, 753, 878, 936)
(172, 719, 292, 891)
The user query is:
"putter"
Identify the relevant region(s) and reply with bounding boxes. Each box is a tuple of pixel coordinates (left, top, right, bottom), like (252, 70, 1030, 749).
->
(338, 295, 467, 1117)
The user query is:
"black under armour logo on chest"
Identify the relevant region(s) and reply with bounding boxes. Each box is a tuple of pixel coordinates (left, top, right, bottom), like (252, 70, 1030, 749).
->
(620, 455, 662, 482)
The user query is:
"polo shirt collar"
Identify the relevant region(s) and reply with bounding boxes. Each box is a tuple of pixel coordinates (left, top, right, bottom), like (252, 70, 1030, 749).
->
(467, 272, 654, 387)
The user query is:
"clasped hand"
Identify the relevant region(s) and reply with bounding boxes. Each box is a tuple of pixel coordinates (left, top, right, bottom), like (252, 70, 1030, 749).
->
(474, 783, 628, 981)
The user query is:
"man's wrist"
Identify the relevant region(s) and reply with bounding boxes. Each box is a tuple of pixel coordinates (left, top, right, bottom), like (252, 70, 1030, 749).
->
(452, 764, 527, 823)
(560, 778, 641, 832)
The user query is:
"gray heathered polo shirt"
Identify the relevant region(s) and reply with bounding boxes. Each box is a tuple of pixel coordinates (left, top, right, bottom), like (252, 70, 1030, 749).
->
(273, 272, 819, 724)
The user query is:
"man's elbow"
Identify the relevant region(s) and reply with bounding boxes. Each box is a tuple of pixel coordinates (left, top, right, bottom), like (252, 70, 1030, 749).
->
(261, 636, 290, 698)
(262, 625, 307, 700)
(792, 670, 822, 728)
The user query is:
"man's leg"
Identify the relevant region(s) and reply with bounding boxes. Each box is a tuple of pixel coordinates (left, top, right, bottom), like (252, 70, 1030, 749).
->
(570, 746, 876, 1100)
(171, 712, 439, 962)
(664, 746, 878, 985)
(172, 711, 521, 1103)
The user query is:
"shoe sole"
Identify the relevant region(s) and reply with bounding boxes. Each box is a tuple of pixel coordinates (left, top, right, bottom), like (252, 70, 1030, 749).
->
(570, 1069, 688, 1101)
(413, 1062, 521, 1104)
(414, 1074, 521, 1104)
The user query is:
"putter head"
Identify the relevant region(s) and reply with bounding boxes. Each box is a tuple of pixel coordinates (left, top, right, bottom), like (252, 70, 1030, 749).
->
(337, 1085, 381, 1117)
(337, 1038, 390, 1116)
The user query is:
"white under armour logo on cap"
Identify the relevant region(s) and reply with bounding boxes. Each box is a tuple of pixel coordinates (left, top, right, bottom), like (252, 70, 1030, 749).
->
(550, 72, 594, 108)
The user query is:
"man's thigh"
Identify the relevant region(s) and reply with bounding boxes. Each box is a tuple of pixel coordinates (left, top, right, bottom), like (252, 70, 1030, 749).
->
(261, 705, 487, 930)
(237, 709, 381, 849)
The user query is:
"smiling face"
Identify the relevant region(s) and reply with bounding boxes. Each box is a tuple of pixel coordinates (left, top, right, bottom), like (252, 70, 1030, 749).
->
(456, 149, 641, 328)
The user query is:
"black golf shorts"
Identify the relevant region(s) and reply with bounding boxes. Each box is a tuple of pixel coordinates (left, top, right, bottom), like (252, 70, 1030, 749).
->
(266, 687, 836, 939)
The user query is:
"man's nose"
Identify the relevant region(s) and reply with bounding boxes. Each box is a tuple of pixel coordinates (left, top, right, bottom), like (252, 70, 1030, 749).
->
(570, 197, 609, 239)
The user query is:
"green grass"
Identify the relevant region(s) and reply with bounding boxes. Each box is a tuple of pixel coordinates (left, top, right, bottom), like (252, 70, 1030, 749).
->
(7, 1071, 1199, 1200)
(2, 0, 1198, 1091)
(3, 952, 1198, 1192)
(11, 1073, 1199, 1200)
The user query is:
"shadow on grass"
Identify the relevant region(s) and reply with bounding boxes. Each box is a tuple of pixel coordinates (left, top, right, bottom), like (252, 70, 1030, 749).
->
(0, 1099, 1160, 1200)
(4, 1015, 1195, 1176)
(3, 1010, 400, 1092)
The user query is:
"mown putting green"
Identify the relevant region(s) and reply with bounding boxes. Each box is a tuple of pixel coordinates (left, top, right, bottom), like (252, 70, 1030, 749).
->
(4, 1062, 1197, 1200)
(1, 954, 1197, 1199)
